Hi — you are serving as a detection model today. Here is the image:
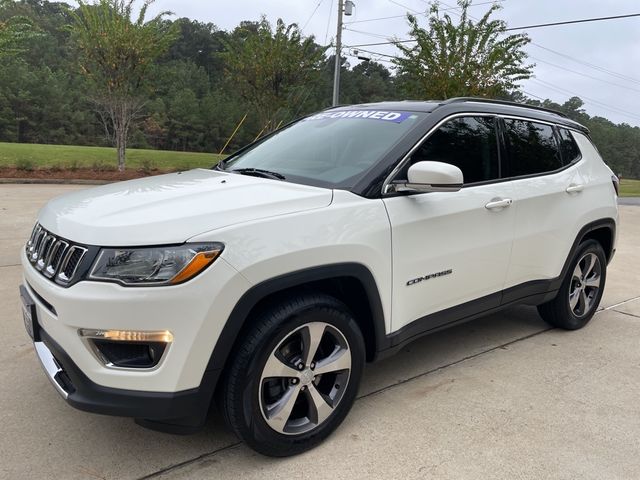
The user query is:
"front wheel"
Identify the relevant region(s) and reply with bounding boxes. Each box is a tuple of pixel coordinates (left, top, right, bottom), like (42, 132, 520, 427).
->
(538, 240, 607, 330)
(221, 293, 365, 456)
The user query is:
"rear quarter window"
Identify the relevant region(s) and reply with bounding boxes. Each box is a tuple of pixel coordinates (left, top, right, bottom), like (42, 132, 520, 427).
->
(558, 128, 582, 165)
(504, 119, 562, 177)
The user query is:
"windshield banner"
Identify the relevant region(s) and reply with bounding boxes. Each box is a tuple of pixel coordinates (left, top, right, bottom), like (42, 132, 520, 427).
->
(306, 110, 413, 123)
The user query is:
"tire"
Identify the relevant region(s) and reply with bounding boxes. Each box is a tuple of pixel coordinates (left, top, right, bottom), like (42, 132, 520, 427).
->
(537, 240, 607, 330)
(221, 293, 366, 457)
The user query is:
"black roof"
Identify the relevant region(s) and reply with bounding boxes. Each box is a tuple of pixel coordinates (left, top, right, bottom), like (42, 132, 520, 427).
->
(335, 97, 589, 133)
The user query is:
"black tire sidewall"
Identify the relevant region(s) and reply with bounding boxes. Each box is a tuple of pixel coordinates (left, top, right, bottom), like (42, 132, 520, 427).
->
(227, 296, 365, 456)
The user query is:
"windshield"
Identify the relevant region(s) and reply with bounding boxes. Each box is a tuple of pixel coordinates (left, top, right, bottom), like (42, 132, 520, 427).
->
(221, 109, 425, 188)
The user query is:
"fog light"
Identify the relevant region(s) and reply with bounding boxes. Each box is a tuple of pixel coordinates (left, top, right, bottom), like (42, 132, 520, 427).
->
(79, 329, 173, 368)
(79, 329, 173, 343)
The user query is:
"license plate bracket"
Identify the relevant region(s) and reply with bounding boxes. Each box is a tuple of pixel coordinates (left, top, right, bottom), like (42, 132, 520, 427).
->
(19, 285, 39, 342)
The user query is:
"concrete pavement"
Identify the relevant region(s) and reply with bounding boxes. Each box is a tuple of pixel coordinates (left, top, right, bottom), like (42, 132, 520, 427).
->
(0, 184, 639, 479)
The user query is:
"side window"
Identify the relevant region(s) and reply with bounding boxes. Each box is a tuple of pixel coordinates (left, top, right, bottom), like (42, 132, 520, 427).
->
(409, 116, 499, 184)
(503, 119, 562, 176)
(558, 128, 581, 165)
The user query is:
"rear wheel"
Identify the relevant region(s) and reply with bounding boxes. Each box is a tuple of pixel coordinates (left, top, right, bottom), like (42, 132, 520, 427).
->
(538, 240, 607, 330)
(222, 293, 365, 456)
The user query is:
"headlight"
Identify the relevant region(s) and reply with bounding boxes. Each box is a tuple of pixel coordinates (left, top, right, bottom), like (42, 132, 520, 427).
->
(88, 243, 224, 286)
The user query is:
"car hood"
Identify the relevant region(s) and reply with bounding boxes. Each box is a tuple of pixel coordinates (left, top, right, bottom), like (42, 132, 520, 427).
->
(38, 169, 333, 246)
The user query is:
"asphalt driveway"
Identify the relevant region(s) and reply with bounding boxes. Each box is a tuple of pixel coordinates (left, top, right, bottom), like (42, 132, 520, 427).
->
(1, 184, 639, 480)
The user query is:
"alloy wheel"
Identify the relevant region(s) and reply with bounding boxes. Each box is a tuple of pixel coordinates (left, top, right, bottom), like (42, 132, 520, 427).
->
(259, 322, 352, 435)
(568, 252, 602, 317)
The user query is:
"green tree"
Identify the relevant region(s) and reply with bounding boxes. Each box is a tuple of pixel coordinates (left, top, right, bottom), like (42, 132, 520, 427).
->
(394, 0, 533, 99)
(0, 0, 39, 60)
(70, 0, 177, 170)
(221, 17, 327, 131)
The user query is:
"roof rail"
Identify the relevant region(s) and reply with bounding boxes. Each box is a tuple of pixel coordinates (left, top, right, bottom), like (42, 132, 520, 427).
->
(441, 97, 568, 118)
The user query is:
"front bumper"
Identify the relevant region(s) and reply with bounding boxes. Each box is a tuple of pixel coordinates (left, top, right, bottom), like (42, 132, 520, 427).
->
(20, 245, 252, 427)
(21, 248, 250, 392)
(32, 324, 216, 428)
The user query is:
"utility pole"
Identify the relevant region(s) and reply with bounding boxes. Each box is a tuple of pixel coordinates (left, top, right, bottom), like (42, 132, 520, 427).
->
(332, 0, 344, 106)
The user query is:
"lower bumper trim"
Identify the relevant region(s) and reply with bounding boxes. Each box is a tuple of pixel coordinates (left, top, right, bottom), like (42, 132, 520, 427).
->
(34, 341, 70, 399)
(37, 328, 220, 429)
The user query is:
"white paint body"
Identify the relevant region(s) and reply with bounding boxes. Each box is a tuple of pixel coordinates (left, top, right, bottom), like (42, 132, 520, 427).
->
(22, 131, 617, 393)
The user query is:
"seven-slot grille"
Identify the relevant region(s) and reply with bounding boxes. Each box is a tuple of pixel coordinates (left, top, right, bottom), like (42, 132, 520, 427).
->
(26, 224, 87, 285)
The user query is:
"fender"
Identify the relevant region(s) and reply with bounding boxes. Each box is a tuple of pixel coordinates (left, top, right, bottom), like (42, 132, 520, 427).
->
(547, 217, 616, 292)
(199, 263, 388, 396)
(499, 218, 615, 304)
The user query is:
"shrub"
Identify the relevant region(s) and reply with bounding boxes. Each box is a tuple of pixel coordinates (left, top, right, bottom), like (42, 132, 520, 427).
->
(92, 160, 116, 172)
(15, 159, 35, 171)
(140, 158, 157, 174)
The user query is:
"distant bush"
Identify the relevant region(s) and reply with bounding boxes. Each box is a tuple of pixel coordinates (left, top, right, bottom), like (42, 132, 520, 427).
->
(15, 159, 35, 171)
(140, 158, 157, 174)
(91, 160, 116, 172)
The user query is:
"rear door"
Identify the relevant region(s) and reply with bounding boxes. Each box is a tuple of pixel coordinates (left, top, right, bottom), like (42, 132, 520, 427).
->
(383, 115, 516, 333)
(502, 118, 588, 294)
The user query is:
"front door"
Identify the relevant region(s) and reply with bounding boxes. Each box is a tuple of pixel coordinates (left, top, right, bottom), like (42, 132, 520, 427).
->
(383, 115, 515, 333)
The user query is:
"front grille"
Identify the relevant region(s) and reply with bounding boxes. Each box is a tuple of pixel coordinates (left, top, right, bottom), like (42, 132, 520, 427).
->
(26, 224, 88, 286)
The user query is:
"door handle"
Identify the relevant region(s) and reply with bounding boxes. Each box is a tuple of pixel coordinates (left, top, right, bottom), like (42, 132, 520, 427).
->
(566, 184, 584, 194)
(485, 198, 513, 210)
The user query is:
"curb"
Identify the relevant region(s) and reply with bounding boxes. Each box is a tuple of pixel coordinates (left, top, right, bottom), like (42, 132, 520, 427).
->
(0, 178, 112, 185)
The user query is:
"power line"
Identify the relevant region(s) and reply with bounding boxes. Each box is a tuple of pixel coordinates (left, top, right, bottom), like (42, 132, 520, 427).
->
(345, 46, 398, 59)
(530, 42, 640, 85)
(324, 0, 334, 44)
(387, 0, 422, 15)
(342, 3, 640, 122)
(344, 27, 393, 39)
(345, 0, 503, 25)
(302, 0, 326, 31)
(427, 3, 640, 87)
(530, 78, 640, 122)
(342, 44, 640, 122)
(522, 90, 546, 101)
(530, 56, 640, 94)
(346, 12, 640, 48)
(509, 12, 640, 32)
(345, 13, 409, 25)
(345, 53, 396, 64)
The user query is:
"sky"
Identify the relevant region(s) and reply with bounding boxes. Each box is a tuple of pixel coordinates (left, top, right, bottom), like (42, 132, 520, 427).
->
(140, 0, 640, 126)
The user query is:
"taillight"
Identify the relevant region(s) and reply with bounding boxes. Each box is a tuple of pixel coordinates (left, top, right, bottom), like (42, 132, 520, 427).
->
(611, 175, 620, 196)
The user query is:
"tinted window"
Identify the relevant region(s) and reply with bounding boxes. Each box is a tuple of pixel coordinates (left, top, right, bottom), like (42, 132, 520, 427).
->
(409, 116, 499, 184)
(558, 128, 581, 165)
(223, 110, 425, 188)
(504, 119, 562, 176)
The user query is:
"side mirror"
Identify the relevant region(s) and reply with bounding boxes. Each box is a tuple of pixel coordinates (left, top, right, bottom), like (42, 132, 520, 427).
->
(389, 161, 463, 194)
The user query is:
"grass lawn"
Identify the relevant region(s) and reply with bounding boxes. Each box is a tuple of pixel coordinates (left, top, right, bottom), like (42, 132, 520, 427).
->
(0, 142, 224, 171)
(619, 178, 640, 197)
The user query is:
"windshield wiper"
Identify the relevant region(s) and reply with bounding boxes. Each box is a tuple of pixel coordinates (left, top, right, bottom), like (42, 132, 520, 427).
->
(229, 168, 286, 180)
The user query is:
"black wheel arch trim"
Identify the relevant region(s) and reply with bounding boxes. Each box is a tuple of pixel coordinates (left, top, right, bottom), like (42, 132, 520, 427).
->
(203, 262, 389, 381)
(548, 217, 616, 291)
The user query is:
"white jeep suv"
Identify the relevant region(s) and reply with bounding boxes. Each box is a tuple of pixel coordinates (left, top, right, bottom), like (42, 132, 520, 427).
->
(20, 98, 618, 456)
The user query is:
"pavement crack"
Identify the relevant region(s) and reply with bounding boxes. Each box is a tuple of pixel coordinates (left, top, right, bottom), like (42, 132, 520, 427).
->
(357, 327, 554, 401)
(0, 263, 20, 268)
(136, 442, 242, 480)
(612, 309, 640, 319)
(602, 295, 640, 311)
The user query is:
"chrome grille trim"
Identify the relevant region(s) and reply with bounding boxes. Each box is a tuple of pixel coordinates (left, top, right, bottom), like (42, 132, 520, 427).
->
(44, 240, 68, 278)
(25, 224, 88, 285)
(35, 235, 55, 270)
(57, 246, 88, 284)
